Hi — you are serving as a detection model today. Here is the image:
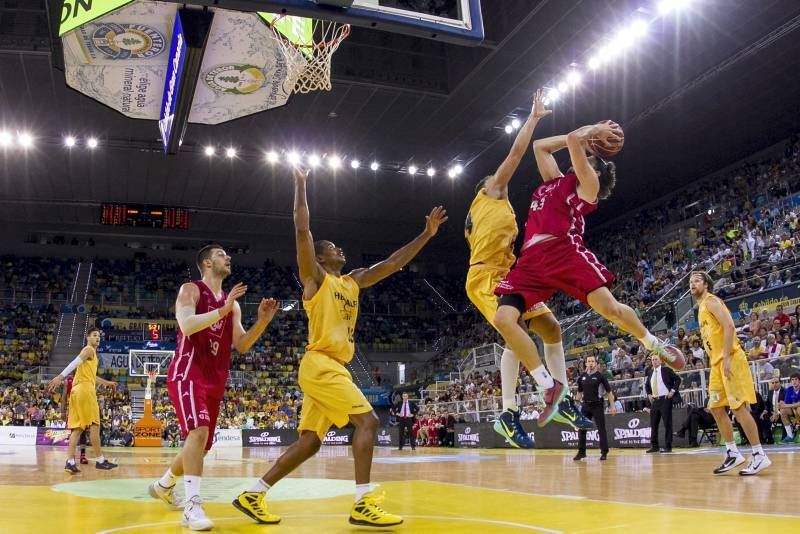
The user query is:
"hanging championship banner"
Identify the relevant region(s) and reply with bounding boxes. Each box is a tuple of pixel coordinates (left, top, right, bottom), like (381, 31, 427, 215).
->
(59, 0, 133, 37)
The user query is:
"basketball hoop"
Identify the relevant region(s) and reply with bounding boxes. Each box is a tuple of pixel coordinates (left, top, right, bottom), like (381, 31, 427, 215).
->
(144, 363, 159, 401)
(269, 14, 350, 94)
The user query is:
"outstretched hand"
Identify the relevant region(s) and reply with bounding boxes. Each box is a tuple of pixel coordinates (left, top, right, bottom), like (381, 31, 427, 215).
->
(293, 167, 309, 183)
(257, 298, 280, 324)
(424, 206, 448, 237)
(532, 88, 552, 120)
(223, 283, 247, 315)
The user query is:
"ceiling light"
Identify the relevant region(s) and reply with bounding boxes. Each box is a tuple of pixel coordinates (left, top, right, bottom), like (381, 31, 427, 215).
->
(426, 167, 436, 177)
(226, 147, 236, 158)
(18, 132, 33, 148)
(64, 136, 76, 147)
(567, 71, 582, 86)
(265, 150, 279, 163)
(308, 154, 321, 167)
(328, 155, 342, 169)
(511, 118, 521, 129)
(87, 137, 98, 149)
(547, 88, 560, 101)
(658, 0, 690, 15)
(454, 164, 463, 175)
(504, 124, 514, 134)
(557, 81, 568, 93)
(630, 19, 649, 38)
(287, 151, 301, 165)
(370, 161, 379, 171)
(448, 168, 457, 179)
(204, 145, 215, 156)
(350, 159, 360, 169)
(408, 165, 418, 175)
(0, 131, 13, 147)
(588, 56, 601, 70)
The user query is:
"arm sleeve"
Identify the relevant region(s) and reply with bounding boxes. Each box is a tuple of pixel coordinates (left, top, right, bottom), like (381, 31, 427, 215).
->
(60, 356, 83, 377)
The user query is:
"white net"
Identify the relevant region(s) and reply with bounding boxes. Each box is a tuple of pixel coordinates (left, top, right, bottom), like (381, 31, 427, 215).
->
(144, 362, 159, 401)
(270, 15, 351, 94)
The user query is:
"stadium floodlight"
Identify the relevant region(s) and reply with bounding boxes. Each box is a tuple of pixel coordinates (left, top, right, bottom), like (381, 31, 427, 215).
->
(631, 19, 649, 38)
(265, 150, 279, 163)
(64, 136, 76, 148)
(18, 132, 33, 148)
(511, 118, 521, 129)
(308, 154, 321, 167)
(328, 155, 342, 169)
(557, 81, 568, 93)
(370, 161, 379, 171)
(408, 165, 418, 175)
(287, 151, 301, 165)
(225, 147, 236, 158)
(504, 124, 514, 134)
(426, 167, 436, 177)
(87, 137, 99, 149)
(588, 56, 601, 70)
(547, 88, 560, 101)
(448, 168, 457, 179)
(350, 159, 360, 169)
(567, 71, 582, 86)
(0, 131, 13, 147)
(454, 164, 463, 175)
(204, 145, 215, 156)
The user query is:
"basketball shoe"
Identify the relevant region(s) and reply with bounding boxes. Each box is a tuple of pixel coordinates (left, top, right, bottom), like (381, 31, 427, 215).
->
(149, 481, 184, 510)
(182, 496, 213, 531)
(739, 453, 771, 476)
(553, 398, 594, 430)
(493, 408, 534, 448)
(232, 491, 281, 524)
(349, 490, 403, 527)
(713, 450, 745, 474)
(538, 381, 568, 427)
(96, 459, 118, 470)
(64, 460, 80, 474)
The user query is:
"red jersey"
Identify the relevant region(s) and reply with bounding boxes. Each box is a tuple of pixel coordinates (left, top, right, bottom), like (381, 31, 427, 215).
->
(167, 280, 233, 398)
(521, 173, 597, 251)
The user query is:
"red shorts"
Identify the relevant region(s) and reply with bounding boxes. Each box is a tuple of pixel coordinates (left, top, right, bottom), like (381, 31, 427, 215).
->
(495, 236, 614, 310)
(167, 379, 222, 451)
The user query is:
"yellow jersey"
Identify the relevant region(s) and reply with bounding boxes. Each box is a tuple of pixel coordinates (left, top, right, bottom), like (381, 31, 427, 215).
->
(697, 293, 744, 365)
(304, 273, 359, 363)
(465, 188, 517, 270)
(73, 347, 97, 387)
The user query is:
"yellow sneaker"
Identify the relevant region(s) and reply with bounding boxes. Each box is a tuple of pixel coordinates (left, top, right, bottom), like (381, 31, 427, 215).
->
(232, 491, 281, 524)
(349, 490, 403, 527)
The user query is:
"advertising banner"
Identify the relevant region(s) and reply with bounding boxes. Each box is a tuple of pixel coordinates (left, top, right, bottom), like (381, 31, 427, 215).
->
(60, 0, 133, 36)
(725, 284, 800, 317)
(0, 426, 38, 446)
(242, 429, 298, 447)
(212, 428, 242, 448)
(321, 427, 354, 446)
(360, 386, 391, 407)
(36, 427, 72, 447)
(375, 427, 399, 447)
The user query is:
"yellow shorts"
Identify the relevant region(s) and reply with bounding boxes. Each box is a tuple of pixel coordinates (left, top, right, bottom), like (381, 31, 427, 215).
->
(67, 384, 100, 429)
(297, 351, 373, 441)
(707, 352, 756, 410)
(466, 265, 550, 328)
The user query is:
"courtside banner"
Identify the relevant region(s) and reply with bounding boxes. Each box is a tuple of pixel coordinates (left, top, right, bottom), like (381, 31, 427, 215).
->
(322, 427, 353, 446)
(375, 427, 399, 447)
(212, 428, 242, 448)
(36, 427, 72, 446)
(59, 0, 133, 36)
(0, 426, 38, 446)
(242, 429, 297, 447)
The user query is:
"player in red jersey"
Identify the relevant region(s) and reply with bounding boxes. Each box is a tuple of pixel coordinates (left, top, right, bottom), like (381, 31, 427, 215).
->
(494, 122, 681, 426)
(148, 244, 280, 531)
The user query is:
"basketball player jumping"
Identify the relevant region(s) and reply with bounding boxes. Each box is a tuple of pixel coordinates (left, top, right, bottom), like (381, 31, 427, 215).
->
(47, 327, 118, 473)
(148, 245, 280, 531)
(689, 271, 771, 475)
(233, 167, 447, 528)
(493, 122, 681, 426)
(465, 88, 591, 449)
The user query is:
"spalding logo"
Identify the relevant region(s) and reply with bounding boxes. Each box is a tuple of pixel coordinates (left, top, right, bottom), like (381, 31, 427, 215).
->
(628, 418, 640, 429)
(464, 427, 471, 434)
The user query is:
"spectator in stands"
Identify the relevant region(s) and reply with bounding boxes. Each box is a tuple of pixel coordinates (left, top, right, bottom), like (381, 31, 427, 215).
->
(689, 340, 706, 366)
(764, 333, 784, 359)
(779, 373, 800, 443)
(748, 312, 762, 335)
(675, 398, 715, 447)
(765, 378, 785, 444)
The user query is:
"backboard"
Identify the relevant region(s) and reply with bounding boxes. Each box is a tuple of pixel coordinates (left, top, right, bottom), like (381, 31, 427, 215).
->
(129, 349, 174, 378)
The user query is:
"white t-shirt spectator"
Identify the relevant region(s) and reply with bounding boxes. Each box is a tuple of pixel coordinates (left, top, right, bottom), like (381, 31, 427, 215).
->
(764, 341, 783, 358)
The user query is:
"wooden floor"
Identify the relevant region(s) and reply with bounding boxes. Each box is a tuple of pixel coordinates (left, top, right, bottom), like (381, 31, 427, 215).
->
(0, 444, 796, 533)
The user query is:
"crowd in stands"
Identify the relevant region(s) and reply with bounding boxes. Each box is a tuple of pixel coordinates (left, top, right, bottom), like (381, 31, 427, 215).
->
(0, 304, 58, 380)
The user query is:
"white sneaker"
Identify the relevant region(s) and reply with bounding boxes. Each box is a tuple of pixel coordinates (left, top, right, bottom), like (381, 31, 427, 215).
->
(148, 481, 184, 510)
(739, 453, 771, 476)
(712, 451, 745, 474)
(182, 496, 214, 531)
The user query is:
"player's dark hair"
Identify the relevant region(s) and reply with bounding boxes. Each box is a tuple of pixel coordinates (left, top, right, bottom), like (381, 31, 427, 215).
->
(196, 243, 224, 274)
(791, 372, 800, 380)
(593, 157, 617, 200)
(87, 327, 101, 337)
(691, 270, 714, 289)
(314, 240, 331, 258)
(475, 175, 492, 194)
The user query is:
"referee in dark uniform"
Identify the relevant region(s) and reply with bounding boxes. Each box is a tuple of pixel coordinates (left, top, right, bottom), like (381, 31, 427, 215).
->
(574, 354, 616, 461)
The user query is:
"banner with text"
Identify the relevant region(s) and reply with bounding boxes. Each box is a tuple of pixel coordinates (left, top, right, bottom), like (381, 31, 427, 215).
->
(359, 386, 391, 407)
(0, 425, 38, 446)
(36, 427, 72, 447)
(212, 428, 243, 448)
(242, 429, 298, 447)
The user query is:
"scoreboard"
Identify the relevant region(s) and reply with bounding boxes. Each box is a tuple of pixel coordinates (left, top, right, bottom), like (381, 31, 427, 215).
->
(101, 204, 189, 229)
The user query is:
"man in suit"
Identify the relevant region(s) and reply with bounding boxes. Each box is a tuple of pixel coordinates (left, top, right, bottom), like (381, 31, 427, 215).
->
(395, 392, 418, 450)
(645, 353, 681, 453)
(737, 388, 770, 444)
(675, 397, 715, 447)
(764, 378, 786, 444)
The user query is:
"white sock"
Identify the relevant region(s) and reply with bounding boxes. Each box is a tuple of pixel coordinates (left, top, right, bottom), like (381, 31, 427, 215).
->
(531, 365, 555, 390)
(66, 458, 75, 465)
(355, 483, 372, 502)
(247, 478, 270, 494)
(751, 444, 764, 456)
(785, 425, 795, 438)
(543, 342, 567, 385)
(159, 468, 177, 488)
(96, 456, 105, 464)
(638, 332, 659, 351)
(500, 347, 520, 412)
(725, 442, 740, 455)
(184, 476, 201, 502)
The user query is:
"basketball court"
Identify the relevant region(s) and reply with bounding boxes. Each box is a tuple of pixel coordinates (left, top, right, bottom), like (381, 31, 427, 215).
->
(1, 444, 797, 532)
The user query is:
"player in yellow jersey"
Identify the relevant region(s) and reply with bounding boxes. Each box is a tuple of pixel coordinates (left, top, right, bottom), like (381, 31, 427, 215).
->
(689, 271, 771, 476)
(233, 167, 447, 527)
(466, 89, 592, 448)
(47, 327, 118, 473)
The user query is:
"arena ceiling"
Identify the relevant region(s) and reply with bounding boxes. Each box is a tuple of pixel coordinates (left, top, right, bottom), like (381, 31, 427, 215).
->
(1, 0, 800, 257)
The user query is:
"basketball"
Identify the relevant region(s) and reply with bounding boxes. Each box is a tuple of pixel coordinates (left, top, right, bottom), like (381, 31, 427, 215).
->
(661, 345, 686, 371)
(587, 120, 624, 158)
